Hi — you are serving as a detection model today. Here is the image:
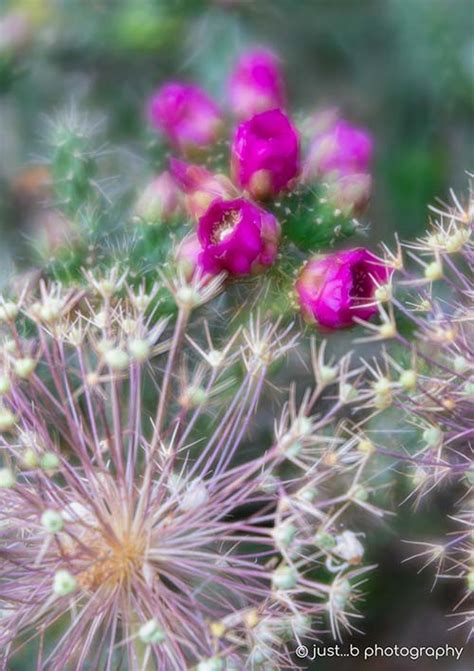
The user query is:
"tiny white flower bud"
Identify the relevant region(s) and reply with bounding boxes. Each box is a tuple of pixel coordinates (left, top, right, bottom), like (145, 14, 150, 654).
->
(103, 347, 129, 371)
(272, 565, 298, 590)
(41, 509, 64, 533)
(331, 578, 352, 610)
(22, 448, 39, 468)
(207, 349, 224, 368)
(128, 338, 150, 362)
(340, 383, 358, 403)
(319, 365, 338, 385)
(333, 530, 364, 564)
(422, 425, 442, 446)
(272, 522, 297, 549)
(379, 322, 396, 338)
(180, 480, 208, 511)
(0, 407, 16, 432)
(357, 438, 375, 455)
(314, 531, 336, 550)
(0, 467, 15, 488)
(40, 452, 60, 471)
(0, 302, 19, 322)
(197, 658, 224, 671)
(453, 355, 470, 374)
(53, 569, 77, 597)
(374, 284, 391, 302)
(0, 373, 11, 395)
(138, 618, 166, 645)
(13, 357, 36, 379)
(399, 369, 417, 391)
(175, 286, 201, 310)
(424, 260, 443, 281)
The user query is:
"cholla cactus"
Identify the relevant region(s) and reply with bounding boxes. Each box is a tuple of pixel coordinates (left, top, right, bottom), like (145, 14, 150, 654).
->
(0, 266, 383, 670)
(356, 180, 474, 639)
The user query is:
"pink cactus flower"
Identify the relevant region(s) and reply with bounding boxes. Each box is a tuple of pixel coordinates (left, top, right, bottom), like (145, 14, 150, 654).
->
(197, 197, 280, 276)
(134, 171, 182, 223)
(229, 49, 286, 119)
(148, 82, 222, 151)
(295, 248, 392, 329)
(231, 109, 300, 200)
(305, 119, 373, 179)
(170, 158, 237, 220)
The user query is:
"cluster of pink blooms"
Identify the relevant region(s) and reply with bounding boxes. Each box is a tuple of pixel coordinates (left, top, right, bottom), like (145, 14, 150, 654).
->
(143, 49, 385, 330)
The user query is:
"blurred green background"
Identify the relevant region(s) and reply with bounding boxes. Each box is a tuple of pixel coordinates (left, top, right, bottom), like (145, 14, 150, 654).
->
(1, 1, 473, 669)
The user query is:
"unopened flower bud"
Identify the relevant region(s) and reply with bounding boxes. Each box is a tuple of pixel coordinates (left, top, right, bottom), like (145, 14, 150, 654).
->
(0, 373, 10, 395)
(14, 357, 36, 379)
(40, 452, 60, 472)
(0, 467, 15, 488)
(333, 530, 364, 565)
(128, 338, 150, 363)
(138, 618, 166, 645)
(424, 260, 443, 281)
(180, 480, 208, 511)
(422, 425, 442, 446)
(103, 348, 129, 371)
(0, 407, 16, 432)
(0, 302, 19, 322)
(319, 365, 338, 385)
(272, 564, 298, 590)
(53, 570, 77, 597)
(41, 509, 64, 533)
(197, 658, 224, 671)
(453, 355, 470, 374)
(134, 172, 182, 224)
(273, 522, 297, 549)
(314, 531, 336, 551)
(399, 369, 417, 391)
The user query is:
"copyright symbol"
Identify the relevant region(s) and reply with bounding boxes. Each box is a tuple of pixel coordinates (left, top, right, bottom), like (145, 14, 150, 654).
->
(295, 645, 308, 658)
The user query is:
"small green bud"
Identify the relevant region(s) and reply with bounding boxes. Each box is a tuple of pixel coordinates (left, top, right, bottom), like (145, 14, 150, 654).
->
(422, 425, 442, 446)
(0, 374, 11, 395)
(0, 467, 16, 488)
(0, 302, 19, 322)
(40, 452, 60, 471)
(340, 383, 358, 403)
(128, 338, 150, 363)
(453, 356, 469, 374)
(319, 365, 338, 385)
(41, 509, 64, 533)
(138, 618, 166, 645)
(314, 531, 336, 550)
(399, 369, 417, 391)
(272, 565, 298, 590)
(424, 260, 443, 281)
(197, 658, 224, 671)
(53, 570, 77, 597)
(103, 348, 129, 371)
(273, 522, 297, 549)
(14, 357, 37, 379)
(0, 407, 16, 432)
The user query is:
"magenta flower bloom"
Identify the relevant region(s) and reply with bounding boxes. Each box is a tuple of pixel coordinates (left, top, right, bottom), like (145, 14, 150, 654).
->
(231, 109, 300, 200)
(305, 119, 373, 179)
(197, 197, 280, 275)
(295, 248, 392, 329)
(148, 82, 222, 151)
(170, 158, 236, 220)
(229, 49, 286, 119)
